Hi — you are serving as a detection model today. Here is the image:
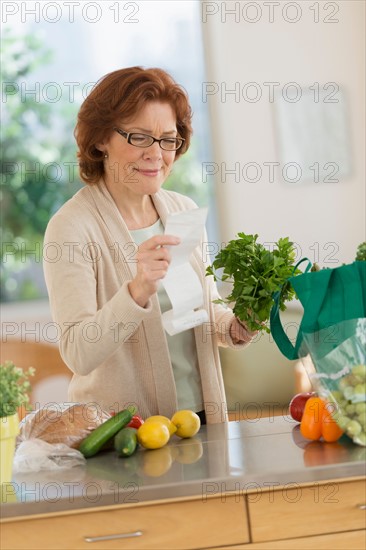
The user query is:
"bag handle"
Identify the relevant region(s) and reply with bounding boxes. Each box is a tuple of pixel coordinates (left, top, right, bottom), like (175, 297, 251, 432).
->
(270, 290, 299, 360)
(269, 257, 312, 360)
(292, 257, 312, 275)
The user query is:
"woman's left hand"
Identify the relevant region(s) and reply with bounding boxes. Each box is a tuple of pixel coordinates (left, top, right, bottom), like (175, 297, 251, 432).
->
(230, 317, 258, 345)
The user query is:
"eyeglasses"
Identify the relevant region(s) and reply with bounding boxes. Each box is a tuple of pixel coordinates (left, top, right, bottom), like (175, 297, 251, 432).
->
(114, 127, 185, 151)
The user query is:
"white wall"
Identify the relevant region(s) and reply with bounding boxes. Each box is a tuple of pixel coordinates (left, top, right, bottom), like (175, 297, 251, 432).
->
(201, 0, 365, 406)
(201, 0, 365, 262)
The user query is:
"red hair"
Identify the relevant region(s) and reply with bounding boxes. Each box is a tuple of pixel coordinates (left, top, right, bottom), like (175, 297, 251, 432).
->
(74, 67, 193, 185)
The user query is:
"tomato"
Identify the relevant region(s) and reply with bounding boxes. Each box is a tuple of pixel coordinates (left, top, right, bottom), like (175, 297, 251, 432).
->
(109, 413, 144, 429)
(127, 415, 144, 429)
(300, 397, 325, 440)
(289, 392, 316, 422)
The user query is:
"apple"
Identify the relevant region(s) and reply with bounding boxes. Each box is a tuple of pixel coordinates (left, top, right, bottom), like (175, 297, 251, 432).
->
(289, 392, 316, 422)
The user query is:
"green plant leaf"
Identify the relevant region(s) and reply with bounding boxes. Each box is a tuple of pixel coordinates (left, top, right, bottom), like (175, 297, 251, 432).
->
(206, 233, 301, 332)
(0, 361, 35, 417)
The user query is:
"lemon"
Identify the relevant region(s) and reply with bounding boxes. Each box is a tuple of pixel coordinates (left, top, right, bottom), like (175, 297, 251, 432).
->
(137, 421, 170, 449)
(144, 415, 177, 436)
(171, 410, 201, 438)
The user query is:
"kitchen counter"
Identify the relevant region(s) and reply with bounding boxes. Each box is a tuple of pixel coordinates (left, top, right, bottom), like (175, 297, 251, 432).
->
(1, 416, 365, 549)
(2, 415, 365, 517)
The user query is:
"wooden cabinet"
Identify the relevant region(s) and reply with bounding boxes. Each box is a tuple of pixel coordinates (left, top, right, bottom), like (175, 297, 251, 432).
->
(1, 495, 249, 550)
(218, 479, 366, 549)
(2, 480, 365, 549)
(247, 479, 366, 542)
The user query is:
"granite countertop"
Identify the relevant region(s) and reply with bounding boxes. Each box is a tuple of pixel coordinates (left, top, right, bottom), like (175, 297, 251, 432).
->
(2, 416, 365, 519)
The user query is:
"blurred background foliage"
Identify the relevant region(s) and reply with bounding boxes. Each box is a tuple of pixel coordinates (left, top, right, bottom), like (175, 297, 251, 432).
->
(1, 29, 80, 301)
(1, 29, 208, 302)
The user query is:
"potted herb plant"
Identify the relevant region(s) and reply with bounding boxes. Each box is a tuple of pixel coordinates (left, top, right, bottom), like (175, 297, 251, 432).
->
(0, 361, 34, 483)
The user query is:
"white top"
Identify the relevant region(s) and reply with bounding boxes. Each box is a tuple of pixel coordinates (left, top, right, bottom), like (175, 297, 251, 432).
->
(131, 219, 204, 412)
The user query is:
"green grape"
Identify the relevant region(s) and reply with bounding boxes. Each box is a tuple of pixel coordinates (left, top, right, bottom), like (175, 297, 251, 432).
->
(353, 432, 366, 447)
(357, 412, 366, 428)
(352, 364, 366, 379)
(346, 420, 362, 437)
(348, 374, 362, 386)
(354, 383, 366, 395)
(337, 399, 348, 411)
(343, 386, 355, 401)
(336, 415, 352, 431)
(329, 390, 343, 403)
(334, 366, 366, 445)
(345, 403, 356, 415)
(339, 377, 350, 392)
(355, 402, 366, 415)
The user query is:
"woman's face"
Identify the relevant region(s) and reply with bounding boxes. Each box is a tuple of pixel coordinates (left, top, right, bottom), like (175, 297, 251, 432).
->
(101, 101, 177, 197)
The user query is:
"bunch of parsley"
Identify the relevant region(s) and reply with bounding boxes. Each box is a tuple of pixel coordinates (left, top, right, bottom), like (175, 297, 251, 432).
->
(206, 233, 301, 333)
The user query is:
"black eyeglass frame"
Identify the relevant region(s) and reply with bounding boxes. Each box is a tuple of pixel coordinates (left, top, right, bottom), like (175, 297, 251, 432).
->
(113, 127, 185, 151)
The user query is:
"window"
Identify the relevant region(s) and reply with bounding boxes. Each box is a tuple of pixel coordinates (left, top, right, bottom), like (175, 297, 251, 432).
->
(1, 1, 214, 303)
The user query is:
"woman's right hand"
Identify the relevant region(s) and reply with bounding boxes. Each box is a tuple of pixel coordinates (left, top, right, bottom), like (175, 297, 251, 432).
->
(128, 234, 180, 308)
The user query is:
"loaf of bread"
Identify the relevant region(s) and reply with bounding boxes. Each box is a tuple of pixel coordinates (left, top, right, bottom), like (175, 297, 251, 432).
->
(18, 403, 111, 449)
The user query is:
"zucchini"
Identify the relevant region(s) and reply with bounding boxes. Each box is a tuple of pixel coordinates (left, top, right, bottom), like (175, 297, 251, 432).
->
(79, 407, 135, 458)
(114, 427, 138, 457)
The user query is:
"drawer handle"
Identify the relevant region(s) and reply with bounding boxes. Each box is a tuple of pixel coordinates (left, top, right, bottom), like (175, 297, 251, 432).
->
(84, 531, 143, 543)
(357, 504, 366, 510)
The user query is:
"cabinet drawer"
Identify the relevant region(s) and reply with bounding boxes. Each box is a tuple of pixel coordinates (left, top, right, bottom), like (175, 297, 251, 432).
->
(218, 528, 366, 549)
(248, 479, 366, 542)
(1, 495, 249, 550)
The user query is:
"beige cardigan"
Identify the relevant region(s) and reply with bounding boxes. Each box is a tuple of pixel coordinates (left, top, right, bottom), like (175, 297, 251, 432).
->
(43, 181, 248, 423)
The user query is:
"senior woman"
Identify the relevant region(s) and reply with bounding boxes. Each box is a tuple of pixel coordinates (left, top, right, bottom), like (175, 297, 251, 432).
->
(43, 67, 256, 424)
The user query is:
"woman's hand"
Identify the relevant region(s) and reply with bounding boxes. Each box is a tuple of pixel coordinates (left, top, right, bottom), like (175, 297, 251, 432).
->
(128, 235, 180, 308)
(230, 317, 258, 345)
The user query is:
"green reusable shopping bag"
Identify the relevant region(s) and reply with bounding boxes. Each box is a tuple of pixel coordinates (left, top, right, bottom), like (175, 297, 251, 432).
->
(270, 259, 366, 360)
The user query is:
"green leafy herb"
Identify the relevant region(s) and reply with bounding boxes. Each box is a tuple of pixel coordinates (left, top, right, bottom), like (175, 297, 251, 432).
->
(355, 242, 366, 262)
(206, 233, 302, 333)
(0, 361, 34, 417)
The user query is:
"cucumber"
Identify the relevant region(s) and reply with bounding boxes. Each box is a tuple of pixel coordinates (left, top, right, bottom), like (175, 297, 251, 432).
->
(79, 407, 135, 458)
(114, 427, 138, 457)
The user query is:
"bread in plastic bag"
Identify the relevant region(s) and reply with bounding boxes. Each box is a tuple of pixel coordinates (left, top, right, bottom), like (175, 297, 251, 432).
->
(18, 402, 111, 449)
(13, 439, 87, 473)
(13, 403, 111, 472)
